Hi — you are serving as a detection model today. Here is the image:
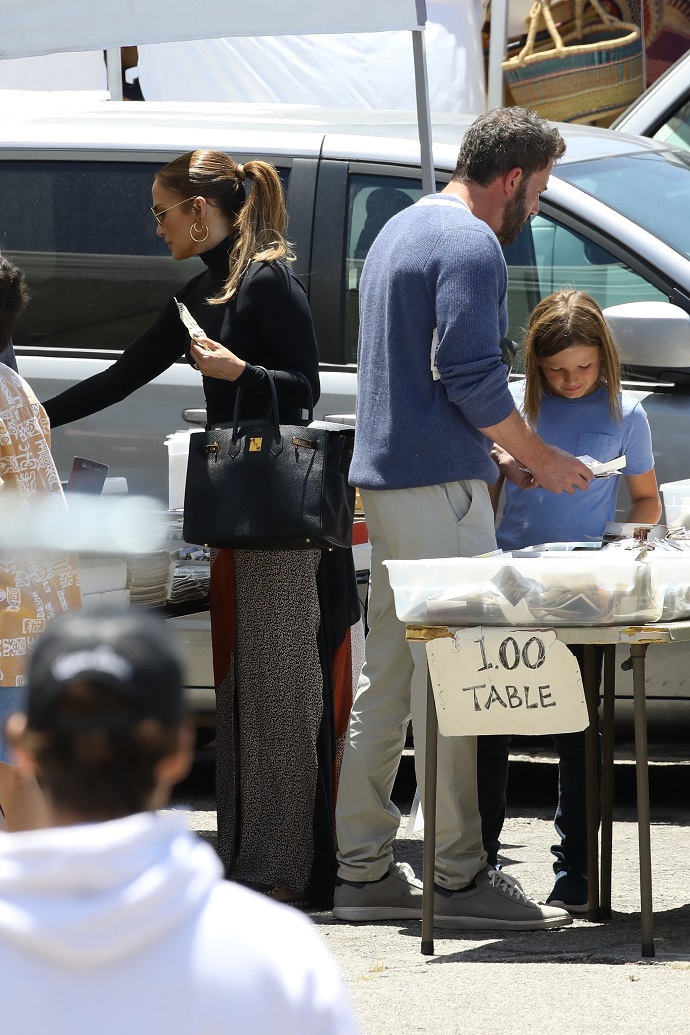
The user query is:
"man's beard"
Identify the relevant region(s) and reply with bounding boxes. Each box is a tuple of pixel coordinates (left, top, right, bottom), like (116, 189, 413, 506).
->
(497, 180, 529, 246)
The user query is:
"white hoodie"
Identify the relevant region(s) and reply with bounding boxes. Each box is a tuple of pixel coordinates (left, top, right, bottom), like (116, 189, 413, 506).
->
(0, 810, 359, 1035)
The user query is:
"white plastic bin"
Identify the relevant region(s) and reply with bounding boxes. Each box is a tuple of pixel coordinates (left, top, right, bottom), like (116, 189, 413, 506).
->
(659, 479, 690, 528)
(647, 553, 690, 621)
(383, 553, 690, 627)
(165, 430, 195, 512)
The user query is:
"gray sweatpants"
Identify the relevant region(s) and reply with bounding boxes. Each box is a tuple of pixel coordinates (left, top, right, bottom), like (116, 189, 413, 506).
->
(336, 479, 497, 890)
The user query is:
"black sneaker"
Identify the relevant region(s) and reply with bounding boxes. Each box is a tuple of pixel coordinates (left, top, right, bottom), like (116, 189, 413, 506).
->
(546, 870, 588, 914)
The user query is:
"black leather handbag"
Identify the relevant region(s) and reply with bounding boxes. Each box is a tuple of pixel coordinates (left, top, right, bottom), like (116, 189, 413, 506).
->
(182, 369, 355, 550)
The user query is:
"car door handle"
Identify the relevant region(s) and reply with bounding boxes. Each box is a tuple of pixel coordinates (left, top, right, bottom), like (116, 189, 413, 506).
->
(183, 408, 208, 425)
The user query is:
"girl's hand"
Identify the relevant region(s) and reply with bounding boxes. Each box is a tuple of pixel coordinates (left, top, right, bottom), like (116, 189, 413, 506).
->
(190, 336, 246, 381)
(492, 445, 536, 490)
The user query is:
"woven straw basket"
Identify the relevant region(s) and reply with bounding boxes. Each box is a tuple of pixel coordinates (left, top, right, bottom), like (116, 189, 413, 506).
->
(540, 0, 666, 45)
(503, 0, 644, 126)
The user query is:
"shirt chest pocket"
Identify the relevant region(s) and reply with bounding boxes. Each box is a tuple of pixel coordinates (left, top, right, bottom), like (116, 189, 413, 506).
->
(576, 432, 618, 463)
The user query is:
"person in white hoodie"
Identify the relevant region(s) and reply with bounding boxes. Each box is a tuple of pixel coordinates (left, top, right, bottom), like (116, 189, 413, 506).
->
(0, 606, 360, 1035)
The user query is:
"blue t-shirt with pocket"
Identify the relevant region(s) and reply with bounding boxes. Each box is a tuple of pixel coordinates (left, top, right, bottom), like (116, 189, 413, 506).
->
(497, 382, 654, 550)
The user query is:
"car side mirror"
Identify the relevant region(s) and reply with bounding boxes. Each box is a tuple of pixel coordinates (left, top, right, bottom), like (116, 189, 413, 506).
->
(603, 301, 690, 373)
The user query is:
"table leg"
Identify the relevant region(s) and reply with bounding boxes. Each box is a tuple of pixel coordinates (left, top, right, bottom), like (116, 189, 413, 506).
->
(600, 645, 616, 921)
(629, 643, 655, 958)
(584, 644, 600, 922)
(421, 664, 438, 956)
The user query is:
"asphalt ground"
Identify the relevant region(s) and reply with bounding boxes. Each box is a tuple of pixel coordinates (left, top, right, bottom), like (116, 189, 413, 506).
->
(175, 752, 690, 1035)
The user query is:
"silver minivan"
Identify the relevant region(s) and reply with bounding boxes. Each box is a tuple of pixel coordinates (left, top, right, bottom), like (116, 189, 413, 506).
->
(6, 99, 690, 728)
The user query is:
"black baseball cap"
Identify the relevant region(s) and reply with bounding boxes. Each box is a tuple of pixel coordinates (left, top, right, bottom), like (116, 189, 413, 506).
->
(25, 606, 186, 731)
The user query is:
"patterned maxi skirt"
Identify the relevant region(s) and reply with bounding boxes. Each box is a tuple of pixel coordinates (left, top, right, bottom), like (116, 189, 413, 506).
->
(210, 545, 362, 908)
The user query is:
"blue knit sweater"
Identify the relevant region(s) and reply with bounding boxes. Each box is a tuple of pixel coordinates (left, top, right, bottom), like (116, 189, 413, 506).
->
(349, 194, 516, 490)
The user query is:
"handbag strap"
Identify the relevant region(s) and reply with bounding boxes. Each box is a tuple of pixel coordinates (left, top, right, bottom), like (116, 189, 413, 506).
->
(232, 365, 280, 443)
(231, 367, 315, 442)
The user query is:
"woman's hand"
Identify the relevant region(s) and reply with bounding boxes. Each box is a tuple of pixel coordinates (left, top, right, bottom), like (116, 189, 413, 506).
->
(190, 336, 246, 381)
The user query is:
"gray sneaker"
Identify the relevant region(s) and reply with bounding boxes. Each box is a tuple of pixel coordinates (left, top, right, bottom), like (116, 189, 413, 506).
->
(333, 861, 423, 921)
(434, 867, 572, 930)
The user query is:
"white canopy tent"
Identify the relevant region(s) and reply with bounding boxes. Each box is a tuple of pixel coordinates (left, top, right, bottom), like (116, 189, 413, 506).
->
(0, 0, 430, 54)
(136, 3, 485, 116)
(0, 0, 441, 193)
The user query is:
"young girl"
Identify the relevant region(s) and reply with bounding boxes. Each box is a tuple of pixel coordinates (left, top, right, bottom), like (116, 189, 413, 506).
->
(479, 288, 661, 913)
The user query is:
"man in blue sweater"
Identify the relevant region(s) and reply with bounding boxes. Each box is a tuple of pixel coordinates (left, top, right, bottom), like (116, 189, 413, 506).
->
(334, 107, 592, 929)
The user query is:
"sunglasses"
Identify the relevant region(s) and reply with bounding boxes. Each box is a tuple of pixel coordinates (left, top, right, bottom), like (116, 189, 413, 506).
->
(151, 196, 197, 226)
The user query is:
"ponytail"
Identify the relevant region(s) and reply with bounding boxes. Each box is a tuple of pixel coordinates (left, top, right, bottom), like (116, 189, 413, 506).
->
(210, 158, 294, 305)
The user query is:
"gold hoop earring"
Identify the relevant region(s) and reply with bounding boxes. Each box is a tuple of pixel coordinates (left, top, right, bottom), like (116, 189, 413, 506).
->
(190, 221, 209, 243)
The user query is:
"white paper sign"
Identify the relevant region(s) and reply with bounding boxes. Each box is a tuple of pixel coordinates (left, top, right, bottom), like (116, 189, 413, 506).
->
(425, 627, 588, 737)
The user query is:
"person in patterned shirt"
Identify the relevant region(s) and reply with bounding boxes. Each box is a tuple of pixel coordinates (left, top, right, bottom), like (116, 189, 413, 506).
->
(0, 256, 81, 829)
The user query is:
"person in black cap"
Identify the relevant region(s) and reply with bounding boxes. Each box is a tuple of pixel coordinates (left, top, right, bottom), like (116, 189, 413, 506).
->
(10, 605, 190, 822)
(0, 607, 360, 1035)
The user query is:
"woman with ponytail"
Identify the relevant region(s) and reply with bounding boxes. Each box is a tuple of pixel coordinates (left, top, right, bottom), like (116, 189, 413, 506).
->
(43, 149, 361, 909)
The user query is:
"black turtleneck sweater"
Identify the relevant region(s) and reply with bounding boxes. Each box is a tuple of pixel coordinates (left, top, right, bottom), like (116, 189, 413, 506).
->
(43, 238, 320, 429)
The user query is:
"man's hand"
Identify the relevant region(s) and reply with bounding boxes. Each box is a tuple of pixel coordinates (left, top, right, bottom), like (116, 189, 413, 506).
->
(482, 409, 592, 495)
(526, 443, 592, 495)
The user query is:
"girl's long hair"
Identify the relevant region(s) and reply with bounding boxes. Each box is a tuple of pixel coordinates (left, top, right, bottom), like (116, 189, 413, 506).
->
(155, 149, 294, 303)
(522, 289, 622, 426)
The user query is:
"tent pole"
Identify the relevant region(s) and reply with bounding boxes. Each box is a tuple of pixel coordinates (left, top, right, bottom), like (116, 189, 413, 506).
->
(412, 28, 435, 198)
(487, 0, 508, 109)
(106, 47, 123, 100)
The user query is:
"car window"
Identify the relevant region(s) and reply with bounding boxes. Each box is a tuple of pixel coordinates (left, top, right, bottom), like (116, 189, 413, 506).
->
(1, 160, 289, 356)
(344, 173, 422, 363)
(651, 99, 690, 149)
(555, 151, 690, 262)
(503, 212, 667, 352)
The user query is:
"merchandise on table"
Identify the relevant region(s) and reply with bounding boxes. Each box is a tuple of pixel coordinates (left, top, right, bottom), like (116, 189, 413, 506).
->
(128, 551, 176, 608)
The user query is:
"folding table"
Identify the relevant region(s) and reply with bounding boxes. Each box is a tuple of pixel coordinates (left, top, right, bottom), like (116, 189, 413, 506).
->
(406, 619, 690, 957)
